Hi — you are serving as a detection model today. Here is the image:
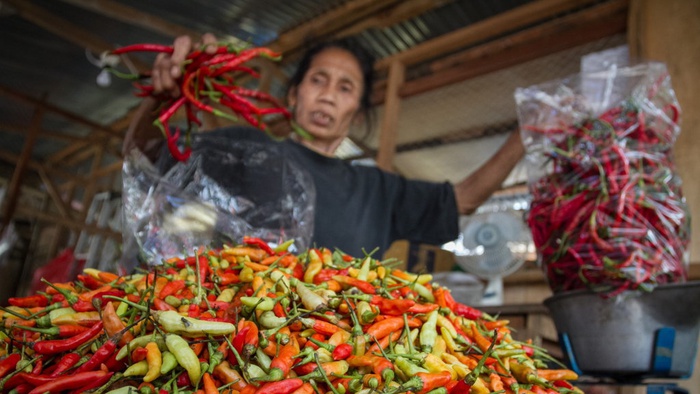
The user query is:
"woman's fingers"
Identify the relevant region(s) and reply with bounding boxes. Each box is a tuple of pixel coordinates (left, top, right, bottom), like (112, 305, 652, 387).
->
(150, 34, 219, 96)
(200, 33, 218, 55)
(170, 35, 193, 77)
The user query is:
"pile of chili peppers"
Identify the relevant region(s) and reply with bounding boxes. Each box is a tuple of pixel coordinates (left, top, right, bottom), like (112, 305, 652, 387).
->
(522, 68, 690, 296)
(0, 238, 581, 393)
(111, 42, 293, 162)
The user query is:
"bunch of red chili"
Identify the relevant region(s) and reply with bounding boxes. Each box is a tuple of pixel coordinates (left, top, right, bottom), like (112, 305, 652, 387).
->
(0, 239, 581, 393)
(111, 42, 292, 162)
(522, 70, 690, 296)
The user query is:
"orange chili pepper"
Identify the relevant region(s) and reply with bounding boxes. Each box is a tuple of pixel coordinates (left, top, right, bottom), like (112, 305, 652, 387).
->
(368, 330, 401, 353)
(214, 361, 248, 391)
(101, 301, 133, 346)
(202, 372, 219, 394)
(78, 285, 113, 302)
(366, 316, 421, 340)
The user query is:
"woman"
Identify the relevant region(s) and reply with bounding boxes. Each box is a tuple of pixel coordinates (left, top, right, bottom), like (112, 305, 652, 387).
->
(123, 34, 525, 257)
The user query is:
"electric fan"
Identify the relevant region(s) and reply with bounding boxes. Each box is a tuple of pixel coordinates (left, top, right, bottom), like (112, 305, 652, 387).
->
(443, 210, 533, 305)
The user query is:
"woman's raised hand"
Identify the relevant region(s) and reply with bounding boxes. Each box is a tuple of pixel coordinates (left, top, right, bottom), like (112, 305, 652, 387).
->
(151, 33, 218, 97)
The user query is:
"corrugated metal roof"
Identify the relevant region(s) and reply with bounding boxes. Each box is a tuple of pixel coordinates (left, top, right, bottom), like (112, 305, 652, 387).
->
(0, 0, 624, 173)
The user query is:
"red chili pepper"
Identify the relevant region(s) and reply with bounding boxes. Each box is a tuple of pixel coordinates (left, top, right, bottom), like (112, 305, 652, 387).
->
(49, 352, 82, 377)
(332, 275, 376, 294)
(14, 324, 89, 338)
(261, 342, 298, 381)
(187, 304, 201, 318)
(111, 43, 174, 55)
(92, 289, 126, 305)
(331, 343, 353, 361)
(313, 268, 348, 285)
(76, 274, 105, 290)
(27, 370, 113, 394)
(453, 303, 482, 320)
(254, 378, 304, 394)
(14, 372, 54, 387)
(177, 371, 192, 387)
(153, 297, 176, 311)
(71, 299, 97, 312)
(0, 353, 21, 379)
(160, 279, 186, 299)
(132, 346, 149, 363)
(243, 236, 275, 256)
(72, 332, 121, 374)
(8, 294, 49, 308)
(66, 370, 114, 394)
(33, 321, 103, 355)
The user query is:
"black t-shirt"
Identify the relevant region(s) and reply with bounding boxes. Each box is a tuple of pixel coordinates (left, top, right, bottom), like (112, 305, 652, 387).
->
(161, 126, 459, 256)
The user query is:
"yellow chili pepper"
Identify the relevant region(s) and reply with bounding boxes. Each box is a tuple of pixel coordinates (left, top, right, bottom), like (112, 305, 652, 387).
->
(216, 288, 235, 303)
(440, 329, 460, 354)
(376, 266, 386, 280)
(240, 266, 255, 283)
(143, 341, 162, 382)
(441, 353, 469, 379)
(431, 335, 447, 357)
(303, 250, 323, 284)
(423, 353, 456, 379)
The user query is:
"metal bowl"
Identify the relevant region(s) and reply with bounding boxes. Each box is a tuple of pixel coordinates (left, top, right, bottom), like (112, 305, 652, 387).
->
(544, 281, 700, 380)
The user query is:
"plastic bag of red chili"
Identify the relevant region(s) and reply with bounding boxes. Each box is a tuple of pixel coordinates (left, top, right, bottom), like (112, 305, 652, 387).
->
(514, 61, 691, 297)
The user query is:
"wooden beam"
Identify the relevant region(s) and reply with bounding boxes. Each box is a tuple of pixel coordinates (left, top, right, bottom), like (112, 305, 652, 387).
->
(64, 145, 100, 167)
(430, 0, 629, 73)
(2, 105, 43, 230)
(45, 141, 91, 166)
(37, 166, 70, 218)
(57, 0, 201, 40)
(272, 0, 403, 54)
(375, 60, 405, 171)
(15, 206, 121, 240)
(0, 85, 123, 139)
(0, 148, 121, 188)
(334, 0, 451, 38)
(0, 122, 93, 143)
(375, 0, 601, 70)
(399, 6, 627, 98)
(2, 0, 149, 73)
(80, 145, 105, 221)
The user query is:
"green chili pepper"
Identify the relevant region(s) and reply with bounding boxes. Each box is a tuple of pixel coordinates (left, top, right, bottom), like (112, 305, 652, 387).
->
(160, 351, 178, 375)
(419, 310, 439, 353)
(123, 360, 149, 377)
(166, 334, 202, 385)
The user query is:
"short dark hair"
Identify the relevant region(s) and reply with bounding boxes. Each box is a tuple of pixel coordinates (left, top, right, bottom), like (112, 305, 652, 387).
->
(287, 38, 376, 137)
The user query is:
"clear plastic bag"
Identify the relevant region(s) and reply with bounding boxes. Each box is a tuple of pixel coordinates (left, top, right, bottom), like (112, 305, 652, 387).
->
(515, 62, 691, 296)
(121, 132, 315, 272)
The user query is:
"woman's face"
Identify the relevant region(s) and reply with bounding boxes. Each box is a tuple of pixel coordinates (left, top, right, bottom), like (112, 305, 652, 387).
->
(288, 47, 364, 151)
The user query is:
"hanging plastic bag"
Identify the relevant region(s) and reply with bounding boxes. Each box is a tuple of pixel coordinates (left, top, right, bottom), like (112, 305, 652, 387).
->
(121, 129, 315, 272)
(515, 61, 690, 296)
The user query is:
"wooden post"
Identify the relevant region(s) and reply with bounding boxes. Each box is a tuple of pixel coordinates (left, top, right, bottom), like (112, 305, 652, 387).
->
(376, 60, 405, 171)
(628, 0, 700, 262)
(2, 104, 44, 232)
(628, 2, 700, 391)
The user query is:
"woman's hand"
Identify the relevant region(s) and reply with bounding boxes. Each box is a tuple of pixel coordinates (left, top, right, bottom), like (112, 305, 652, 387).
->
(122, 33, 218, 158)
(151, 33, 218, 97)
